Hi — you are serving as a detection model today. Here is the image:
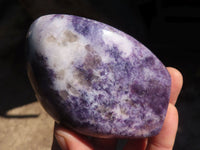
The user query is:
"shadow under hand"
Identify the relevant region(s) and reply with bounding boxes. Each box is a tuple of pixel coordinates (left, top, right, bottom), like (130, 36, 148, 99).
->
(2, 114, 39, 119)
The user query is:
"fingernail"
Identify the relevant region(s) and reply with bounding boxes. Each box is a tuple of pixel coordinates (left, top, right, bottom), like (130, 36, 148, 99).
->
(55, 133, 69, 150)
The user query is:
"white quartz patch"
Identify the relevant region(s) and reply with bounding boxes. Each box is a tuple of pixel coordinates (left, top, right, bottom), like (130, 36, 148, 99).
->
(30, 16, 92, 92)
(102, 29, 134, 58)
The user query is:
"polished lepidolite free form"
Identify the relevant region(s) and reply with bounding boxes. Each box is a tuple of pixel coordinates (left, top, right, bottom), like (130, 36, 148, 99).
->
(27, 14, 171, 138)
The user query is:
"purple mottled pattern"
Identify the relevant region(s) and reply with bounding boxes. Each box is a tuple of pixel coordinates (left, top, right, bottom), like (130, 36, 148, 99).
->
(26, 14, 171, 138)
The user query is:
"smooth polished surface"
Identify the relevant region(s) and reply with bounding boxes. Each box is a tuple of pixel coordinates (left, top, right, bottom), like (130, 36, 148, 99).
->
(27, 14, 171, 138)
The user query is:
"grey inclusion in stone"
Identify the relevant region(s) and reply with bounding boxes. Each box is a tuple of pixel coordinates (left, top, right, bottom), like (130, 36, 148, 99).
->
(26, 14, 171, 138)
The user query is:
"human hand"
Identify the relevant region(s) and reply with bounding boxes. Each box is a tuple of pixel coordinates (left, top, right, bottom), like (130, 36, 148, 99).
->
(52, 67, 183, 150)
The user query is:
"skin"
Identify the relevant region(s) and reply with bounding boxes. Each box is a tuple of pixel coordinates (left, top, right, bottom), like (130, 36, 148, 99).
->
(52, 67, 183, 150)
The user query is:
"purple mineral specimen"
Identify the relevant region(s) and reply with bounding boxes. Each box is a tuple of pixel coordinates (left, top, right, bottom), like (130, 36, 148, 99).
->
(26, 14, 171, 138)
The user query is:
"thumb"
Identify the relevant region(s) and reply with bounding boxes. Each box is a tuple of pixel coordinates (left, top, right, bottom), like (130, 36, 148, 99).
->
(53, 124, 93, 150)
